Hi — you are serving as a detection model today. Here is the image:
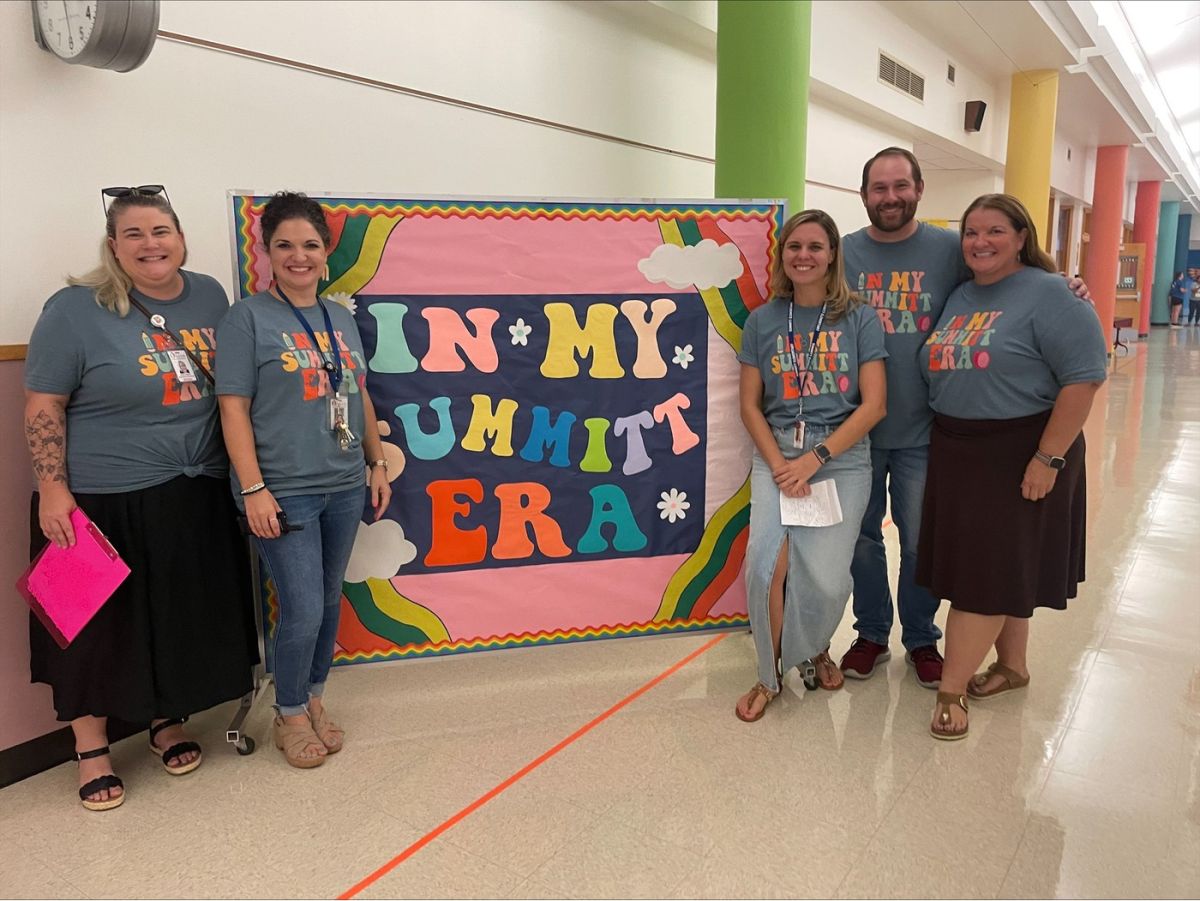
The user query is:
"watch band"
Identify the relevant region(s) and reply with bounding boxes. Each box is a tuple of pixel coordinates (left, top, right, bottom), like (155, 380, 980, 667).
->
(369, 459, 388, 470)
(812, 443, 832, 465)
(1034, 450, 1066, 470)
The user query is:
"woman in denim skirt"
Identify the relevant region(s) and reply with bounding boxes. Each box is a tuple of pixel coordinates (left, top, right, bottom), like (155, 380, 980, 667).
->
(216, 192, 393, 767)
(734, 210, 888, 722)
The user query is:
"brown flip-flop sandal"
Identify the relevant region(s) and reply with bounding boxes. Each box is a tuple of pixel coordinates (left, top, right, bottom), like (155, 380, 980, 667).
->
(735, 682, 778, 723)
(967, 662, 1030, 699)
(812, 649, 845, 691)
(931, 691, 969, 741)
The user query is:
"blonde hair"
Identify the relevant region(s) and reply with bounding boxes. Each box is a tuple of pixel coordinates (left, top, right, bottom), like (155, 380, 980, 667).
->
(960, 193, 1057, 273)
(67, 193, 185, 317)
(767, 209, 861, 322)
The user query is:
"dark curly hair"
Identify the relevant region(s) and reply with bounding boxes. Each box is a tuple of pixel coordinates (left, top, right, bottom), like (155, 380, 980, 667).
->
(259, 191, 331, 247)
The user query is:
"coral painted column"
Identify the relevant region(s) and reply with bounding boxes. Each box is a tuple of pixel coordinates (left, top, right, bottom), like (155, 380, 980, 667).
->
(1083, 145, 1129, 349)
(1132, 181, 1161, 336)
(1004, 70, 1059, 244)
(716, 0, 810, 213)
(1151, 201, 1180, 324)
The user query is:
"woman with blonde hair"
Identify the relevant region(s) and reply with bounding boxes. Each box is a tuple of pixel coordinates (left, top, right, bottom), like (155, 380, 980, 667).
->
(734, 209, 888, 721)
(24, 186, 257, 809)
(918, 193, 1107, 740)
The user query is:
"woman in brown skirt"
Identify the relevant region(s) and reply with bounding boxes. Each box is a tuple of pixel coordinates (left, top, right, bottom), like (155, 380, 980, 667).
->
(916, 194, 1108, 740)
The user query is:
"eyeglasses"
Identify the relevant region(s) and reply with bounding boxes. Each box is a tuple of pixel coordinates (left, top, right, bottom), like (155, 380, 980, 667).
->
(101, 185, 170, 215)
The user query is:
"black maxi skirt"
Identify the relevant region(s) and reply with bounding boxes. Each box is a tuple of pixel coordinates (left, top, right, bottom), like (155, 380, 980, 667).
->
(28, 475, 259, 722)
(916, 410, 1087, 617)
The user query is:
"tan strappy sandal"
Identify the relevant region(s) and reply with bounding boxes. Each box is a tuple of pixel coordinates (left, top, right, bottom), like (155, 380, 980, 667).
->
(735, 682, 779, 723)
(812, 649, 845, 691)
(967, 662, 1030, 699)
(931, 691, 969, 741)
(273, 716, 327, 768)
(309, 706, 344, 754)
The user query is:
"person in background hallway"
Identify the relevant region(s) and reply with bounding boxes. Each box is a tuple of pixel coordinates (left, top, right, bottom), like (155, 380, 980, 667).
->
(216, 191, 392, 768)
(734, 209, 887, 722)
(1187, 268, 1200, 326)
(23, 186, 257, 810)
(840, 147, 1091, 690)
(917, 193, 1107, 740)
(1168, 269, 1190, 327)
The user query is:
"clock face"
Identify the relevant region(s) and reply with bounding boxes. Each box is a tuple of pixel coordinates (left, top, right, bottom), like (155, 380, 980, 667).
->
(35, 0, 98, 60)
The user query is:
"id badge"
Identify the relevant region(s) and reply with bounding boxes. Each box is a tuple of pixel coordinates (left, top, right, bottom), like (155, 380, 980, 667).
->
(167, 349, 196, 383)
(328, 391, 350, 430)
(792, 421, 806, 448)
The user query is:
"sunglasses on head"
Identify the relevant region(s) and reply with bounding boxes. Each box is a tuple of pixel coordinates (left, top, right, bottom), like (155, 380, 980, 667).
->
(101, 184, 170, 215)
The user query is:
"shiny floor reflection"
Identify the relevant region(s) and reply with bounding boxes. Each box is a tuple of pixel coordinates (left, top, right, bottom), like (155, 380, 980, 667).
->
(2, 331, 1198, 899)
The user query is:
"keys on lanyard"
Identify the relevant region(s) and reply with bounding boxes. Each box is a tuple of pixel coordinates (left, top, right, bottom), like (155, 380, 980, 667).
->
(275, 285, 354, 451)
(787, 300, 828, 448)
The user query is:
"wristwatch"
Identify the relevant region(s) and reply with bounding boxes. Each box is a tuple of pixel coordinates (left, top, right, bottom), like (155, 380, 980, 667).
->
(369, 458, 389, 470)
(1034, 450, 1066, 471)
(812, 443, 833, 465)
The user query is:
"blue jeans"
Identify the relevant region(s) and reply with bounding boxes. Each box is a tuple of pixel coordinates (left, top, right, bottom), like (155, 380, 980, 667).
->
(255, 486, 364, 716)
(747, 424, 873, 691)
(850, 445, 942, 651)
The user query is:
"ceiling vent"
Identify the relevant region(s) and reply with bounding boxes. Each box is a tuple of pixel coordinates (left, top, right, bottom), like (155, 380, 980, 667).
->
(879, 52, 925, 102)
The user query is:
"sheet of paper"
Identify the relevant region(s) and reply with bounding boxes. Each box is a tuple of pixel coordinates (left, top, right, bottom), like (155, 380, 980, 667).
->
(779, 478, 843, 527)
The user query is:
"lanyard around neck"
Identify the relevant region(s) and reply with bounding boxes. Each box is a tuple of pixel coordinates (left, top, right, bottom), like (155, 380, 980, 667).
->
(275, 285, 343, 394)
(126, 293, 215, 387)
(786, 300, 828, 421)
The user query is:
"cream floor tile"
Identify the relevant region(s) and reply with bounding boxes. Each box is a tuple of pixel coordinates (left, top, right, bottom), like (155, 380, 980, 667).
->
(352, 738, 523, 833)
(526, 812, 700, 899)
(353, 836, 525, 900)
(4, 845, 92, 900)
(504, 877, 581, 899)
(1052, 723, 1183, 800)
(438, 782, 594, 878)
(1001, 770, 1200, 899)
(835, 831, 1014, 899)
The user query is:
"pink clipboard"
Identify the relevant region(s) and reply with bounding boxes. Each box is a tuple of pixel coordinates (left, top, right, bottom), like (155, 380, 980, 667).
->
(16, 508, 131, 649)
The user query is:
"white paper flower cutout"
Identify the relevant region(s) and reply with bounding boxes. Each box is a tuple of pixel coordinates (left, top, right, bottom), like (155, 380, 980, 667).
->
(509, 317, 532, 346)
(657, 488, 691, 523)
(323, 291, 358, 315)
(672, 344, 695, 369)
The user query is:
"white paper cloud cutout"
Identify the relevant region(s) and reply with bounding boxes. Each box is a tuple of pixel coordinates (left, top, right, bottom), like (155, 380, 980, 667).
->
(637, 239, 744, 290)
(344, 520, 417, 583)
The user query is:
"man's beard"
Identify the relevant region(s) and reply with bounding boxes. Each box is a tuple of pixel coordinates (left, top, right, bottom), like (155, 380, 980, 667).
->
(867, 199, 918, 232)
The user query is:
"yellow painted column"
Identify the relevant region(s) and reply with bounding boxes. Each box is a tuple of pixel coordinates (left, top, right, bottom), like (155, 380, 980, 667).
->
(1003, 69, 1059, 248)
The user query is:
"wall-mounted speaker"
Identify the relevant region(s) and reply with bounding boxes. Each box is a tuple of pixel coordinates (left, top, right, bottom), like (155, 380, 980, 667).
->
(965, 100, 987, 132)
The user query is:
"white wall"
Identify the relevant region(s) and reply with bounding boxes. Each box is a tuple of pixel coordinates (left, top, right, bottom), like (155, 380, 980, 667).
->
(805, 100, 907, 234)
(918, 169, 1006, 225)
(0, 0, 718, 344)
(811, 0, 1011, 167)
(1051, 132, 1096, 204)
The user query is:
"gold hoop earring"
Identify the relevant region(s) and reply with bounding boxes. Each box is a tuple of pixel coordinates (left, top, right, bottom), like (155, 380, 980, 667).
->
(323, 264, 330, 281)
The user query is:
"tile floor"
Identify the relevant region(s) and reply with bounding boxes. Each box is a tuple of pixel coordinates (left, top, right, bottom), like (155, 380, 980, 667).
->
(3, 329, 1198, 900)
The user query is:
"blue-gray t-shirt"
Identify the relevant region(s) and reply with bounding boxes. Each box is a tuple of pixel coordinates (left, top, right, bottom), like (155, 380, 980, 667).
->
(738, 299, 888, 430)
(216, 292, 368, 501)
(922, 267, 1108, 419)
(842, 222, 971, 448)
(24, 271, 229, 494)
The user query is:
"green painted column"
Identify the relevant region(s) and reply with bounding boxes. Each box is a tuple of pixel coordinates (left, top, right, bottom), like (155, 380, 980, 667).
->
(1151, 201, 1179, 324)
(715, 0, 810, 214)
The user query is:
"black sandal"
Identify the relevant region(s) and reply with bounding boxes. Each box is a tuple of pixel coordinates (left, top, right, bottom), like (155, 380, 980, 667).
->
(148, 717, 202, 775)
(76, 746, 124, 811)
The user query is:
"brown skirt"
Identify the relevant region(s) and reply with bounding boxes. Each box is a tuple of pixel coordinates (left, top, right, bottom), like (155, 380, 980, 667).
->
(916, 410, 1086, 617)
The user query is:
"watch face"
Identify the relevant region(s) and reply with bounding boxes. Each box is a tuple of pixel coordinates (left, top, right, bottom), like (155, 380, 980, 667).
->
(35, 0, 98, 60)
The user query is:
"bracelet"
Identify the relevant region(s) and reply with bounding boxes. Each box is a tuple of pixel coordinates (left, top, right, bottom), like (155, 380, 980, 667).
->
(239, 481, 267, 496)
(368, 459, 388, 470)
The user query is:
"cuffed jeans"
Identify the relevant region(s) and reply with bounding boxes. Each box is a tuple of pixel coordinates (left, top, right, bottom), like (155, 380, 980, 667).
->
(256, 485, 364, 716)
(849, 445, 942, 651)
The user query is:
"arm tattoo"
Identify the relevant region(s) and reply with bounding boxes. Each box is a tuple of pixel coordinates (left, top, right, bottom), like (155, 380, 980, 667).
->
(25, 407, 68, 484)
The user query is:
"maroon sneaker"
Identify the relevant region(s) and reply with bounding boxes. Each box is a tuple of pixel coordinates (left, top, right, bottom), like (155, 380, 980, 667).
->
(839, 638, 891, 679)
(906, 645, 943, 689)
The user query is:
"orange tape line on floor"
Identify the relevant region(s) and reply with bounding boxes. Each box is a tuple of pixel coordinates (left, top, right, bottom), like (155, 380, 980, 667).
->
(337, 631, 731, 899)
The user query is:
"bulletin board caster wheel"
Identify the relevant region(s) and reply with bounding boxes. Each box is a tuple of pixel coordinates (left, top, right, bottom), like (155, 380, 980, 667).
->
(235, 735, 256, 756)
